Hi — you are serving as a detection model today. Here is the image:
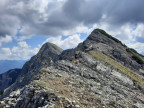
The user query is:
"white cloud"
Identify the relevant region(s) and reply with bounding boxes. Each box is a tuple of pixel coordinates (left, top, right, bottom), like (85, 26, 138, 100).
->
(0, 41, 39, 60)
(0, 0, 144, 60)
(42, 22, 144, 55)
(44, 34, 83, 49)
(62, 25, 92, 36)
(126, 42, 144, 54)
(123, 24, 144, 54)
(0, 35, 12, 46)
(90, 23, 135, 43)
(131, 23, 144, 43)
(84, 23, 144, 54)
(14, 35, 33, 41)
(1, 48, 11, 56)
(132, 23, 144, 37)
(0, 48, 12, 60)
(112, 24, 134, 43)
(17, 41, 29, 48)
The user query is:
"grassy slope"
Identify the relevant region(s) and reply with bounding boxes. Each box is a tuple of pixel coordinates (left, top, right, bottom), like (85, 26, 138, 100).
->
(96, 28, 144, 64)
(126, 48, 144, 64)
(88, 50, 144, 88)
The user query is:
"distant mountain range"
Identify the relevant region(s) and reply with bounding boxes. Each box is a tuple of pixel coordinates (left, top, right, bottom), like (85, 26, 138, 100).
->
(0, 60, 26, 74)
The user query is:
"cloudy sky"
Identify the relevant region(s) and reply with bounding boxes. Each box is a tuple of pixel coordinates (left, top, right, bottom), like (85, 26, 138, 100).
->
(0, 0, 144, 60)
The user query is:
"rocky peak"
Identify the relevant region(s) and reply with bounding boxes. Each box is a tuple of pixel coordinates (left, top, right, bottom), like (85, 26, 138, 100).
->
(20, 42, 63, 79)
(37, 42, 63, 59)
(1, 29, 144, 108)
(80, 29, 144, 73)
(0, 42, 63, 99)
(82, 29, 122, 51)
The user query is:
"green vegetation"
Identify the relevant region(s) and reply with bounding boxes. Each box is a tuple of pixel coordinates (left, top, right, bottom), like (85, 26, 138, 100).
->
(126, 48, 132, 53)
(79, 81, 84, 87)
(126, 48, 144, 64)
(96, 28, 126, 47)
(32, 81, 46, 87)
(126, 48, 137, 53)
(108, 100, 116, 107)
(126, 48, 143, 56)
(88, 50, 144, 88)
(96, 28, 144, 64)
(132, 55, 144, 64)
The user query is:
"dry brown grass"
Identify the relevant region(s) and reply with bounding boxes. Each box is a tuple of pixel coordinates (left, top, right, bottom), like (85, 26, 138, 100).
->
(88, 50, 144, 88)
(33, 70, 105, 108)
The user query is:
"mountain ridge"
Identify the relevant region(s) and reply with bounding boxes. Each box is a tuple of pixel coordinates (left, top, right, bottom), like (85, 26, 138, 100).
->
(0, 29, 144, 108)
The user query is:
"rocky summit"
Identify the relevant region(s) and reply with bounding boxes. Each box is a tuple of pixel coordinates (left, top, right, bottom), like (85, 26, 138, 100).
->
(0, 29, 144, 108)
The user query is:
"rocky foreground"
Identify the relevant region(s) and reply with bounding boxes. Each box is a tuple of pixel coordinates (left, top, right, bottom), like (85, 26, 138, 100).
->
(0, 29, 144, 108)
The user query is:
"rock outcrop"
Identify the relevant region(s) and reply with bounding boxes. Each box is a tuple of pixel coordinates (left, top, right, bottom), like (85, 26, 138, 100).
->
(82, 29, 144, 71)
(0, 29, 144, 108)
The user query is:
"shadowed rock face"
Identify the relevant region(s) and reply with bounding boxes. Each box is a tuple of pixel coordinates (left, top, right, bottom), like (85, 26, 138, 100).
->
(0, 29, 144, 108)
(0, 69, 21, 91)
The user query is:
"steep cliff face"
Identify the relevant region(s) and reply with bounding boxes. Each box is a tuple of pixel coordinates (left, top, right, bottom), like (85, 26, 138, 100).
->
(0, 29, 144, 108)
(0, 69, 21, 91)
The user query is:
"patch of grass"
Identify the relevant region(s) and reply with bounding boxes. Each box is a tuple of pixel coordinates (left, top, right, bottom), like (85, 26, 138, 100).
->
(32, 81, 46, 87)
(39, 68, 51, 75)
(126, 48, 132, 53)
(126, 48, 143, 56)
(132, 55, 144, 64)
(88, 50, 144, 88)
(127, 48, 137, 53)
(96, 28, 144, 64)
(79, 81, 84, 87)
(126, 48, 138, 55)
(96, 29, 126, 47)
(109, 100, 116, 106)
(126, 48, 144, 64)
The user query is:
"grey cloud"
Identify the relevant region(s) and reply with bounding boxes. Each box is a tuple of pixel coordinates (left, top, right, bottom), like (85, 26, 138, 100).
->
(136, 37, 144, 43)
(0, 0, 144, 38)
(104, 0, 144, 25)
(62, 0, 104, 25)
(63, 0, 144, 25)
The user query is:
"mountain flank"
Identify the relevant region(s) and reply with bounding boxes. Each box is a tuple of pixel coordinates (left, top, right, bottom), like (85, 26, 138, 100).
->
(0, 29, 144, 108)
(0, 69, 21, 93)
